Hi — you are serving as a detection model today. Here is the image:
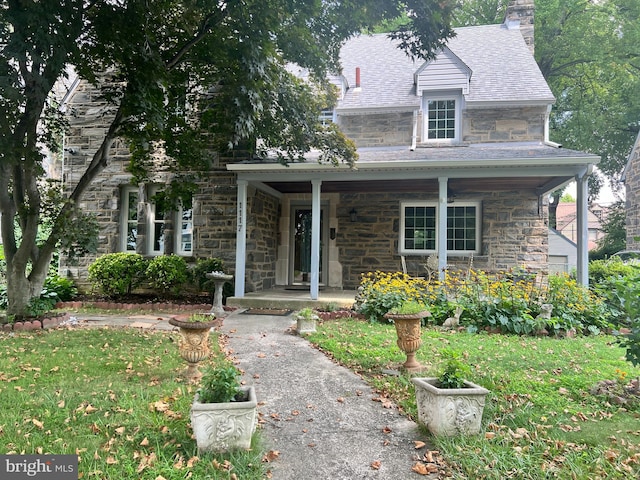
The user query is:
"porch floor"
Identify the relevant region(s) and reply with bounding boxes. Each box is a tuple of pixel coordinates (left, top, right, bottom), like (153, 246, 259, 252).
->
(227, 287, 357, 310)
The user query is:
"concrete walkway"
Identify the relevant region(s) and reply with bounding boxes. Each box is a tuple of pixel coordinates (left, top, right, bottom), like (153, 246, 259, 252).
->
(221, 311, 438, 479)
(73, 310, 440, 479)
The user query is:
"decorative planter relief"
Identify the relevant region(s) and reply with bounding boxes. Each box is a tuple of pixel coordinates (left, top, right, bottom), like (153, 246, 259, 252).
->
(411, 377, 489, 436)
(191, 386, 258, 453)
(169, 315, 218, 382)
(384, 311, 430, 371)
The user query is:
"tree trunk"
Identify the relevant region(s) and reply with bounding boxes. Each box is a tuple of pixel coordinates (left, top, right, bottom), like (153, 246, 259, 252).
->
(5, 260, 49, 319)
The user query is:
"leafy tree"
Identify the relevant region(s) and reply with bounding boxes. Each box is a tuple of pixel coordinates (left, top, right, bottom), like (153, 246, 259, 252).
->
(453, 0, 640, 199)
(537, 0, 640, 194)
(590, 200, 627, 260)
(0, 0, 455, 317)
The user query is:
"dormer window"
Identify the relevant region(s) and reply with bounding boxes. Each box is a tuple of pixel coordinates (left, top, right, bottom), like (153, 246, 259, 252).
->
(319, 108, 334, 126)
(422, 93, 462, 144)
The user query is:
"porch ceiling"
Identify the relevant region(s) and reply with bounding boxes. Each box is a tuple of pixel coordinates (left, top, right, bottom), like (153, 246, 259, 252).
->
(263, 176, 556, 194)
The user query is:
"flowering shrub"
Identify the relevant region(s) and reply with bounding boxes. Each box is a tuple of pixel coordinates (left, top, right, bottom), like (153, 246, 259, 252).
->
(355, 271, 431, 323)
(356, 268, 615, 335)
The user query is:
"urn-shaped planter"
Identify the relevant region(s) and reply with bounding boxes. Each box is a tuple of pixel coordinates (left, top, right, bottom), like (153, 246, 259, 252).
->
(169, 314, 218, 382)
(191, 386, 258, 453)
(411, 377, 489, 436)
(384, 311, 430, 371)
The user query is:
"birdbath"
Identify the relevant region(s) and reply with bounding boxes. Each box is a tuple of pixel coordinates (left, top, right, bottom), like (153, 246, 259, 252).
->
(206, 271, 233, 317)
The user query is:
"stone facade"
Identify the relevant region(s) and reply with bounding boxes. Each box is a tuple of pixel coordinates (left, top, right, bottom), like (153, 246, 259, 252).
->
(625, 134, 640, 250)
(338, 112, 414, 147)
(335, 191, 547, 289)
(463, 107, 546, 143)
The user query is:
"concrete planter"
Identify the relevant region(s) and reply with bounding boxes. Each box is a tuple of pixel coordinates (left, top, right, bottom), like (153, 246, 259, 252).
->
(190, 386, 258, 453)
(296, 313, 318, 334)
(412, 377, 489, 436)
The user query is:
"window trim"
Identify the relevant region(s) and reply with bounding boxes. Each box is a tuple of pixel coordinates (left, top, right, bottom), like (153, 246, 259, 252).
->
(119, 185, 193, 257)
(120, 186, 139, 252)
(422, 93, 462, 144)
(399, 201, 481, 256)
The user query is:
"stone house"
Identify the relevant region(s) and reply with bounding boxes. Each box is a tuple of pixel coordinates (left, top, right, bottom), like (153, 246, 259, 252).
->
(622, 130, 640, 250)
(61, 0, 599, 299)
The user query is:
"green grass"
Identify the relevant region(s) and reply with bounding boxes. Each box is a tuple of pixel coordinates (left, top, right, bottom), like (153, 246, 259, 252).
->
(308, 318, 640, 479)
(0, 327, 268, 479)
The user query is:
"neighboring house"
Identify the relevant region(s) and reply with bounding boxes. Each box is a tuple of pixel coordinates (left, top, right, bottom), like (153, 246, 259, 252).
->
(60, 0, 599, 299)
(554, 201, 605, 251)
(548, 228, 577, 274)
(622, 130, 640, 250)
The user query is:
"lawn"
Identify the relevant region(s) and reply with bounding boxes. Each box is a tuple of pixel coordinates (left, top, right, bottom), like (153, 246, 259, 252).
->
(0, 327, 268, 479)
(308, 318, 640, 479)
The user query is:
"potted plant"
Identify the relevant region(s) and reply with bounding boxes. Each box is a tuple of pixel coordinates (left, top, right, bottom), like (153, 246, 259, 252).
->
(384, 300, 430, 371)
(411, 348, 489, 436)
(190, 362, 258, 453)
(295, 307, 319, 334)
(169, 313, 218, 382)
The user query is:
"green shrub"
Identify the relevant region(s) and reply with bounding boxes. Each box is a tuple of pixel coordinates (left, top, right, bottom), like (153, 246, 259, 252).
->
(145, 254, 189, 295)
(88, 252, 147, 298)
(191, 257, 234, 299)
(589, 257, 636, 285)
(44, 274, 78, 302)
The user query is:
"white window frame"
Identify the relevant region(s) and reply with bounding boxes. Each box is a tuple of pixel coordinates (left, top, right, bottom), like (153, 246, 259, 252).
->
(119, 185, 193, 256)
(176, 204, 193, 256)
(120, 186, 139, 252)
(148, 186, 166, 256)
(422, 93, 462, 144)
(399, 201, 481, 255)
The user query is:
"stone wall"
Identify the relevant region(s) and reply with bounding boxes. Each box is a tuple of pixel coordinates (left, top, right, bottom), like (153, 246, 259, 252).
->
(338, 112, 414, 147)
(463, 106, 546, 143)
(335, 191, 548, 289)
(626, 137, 640, 250)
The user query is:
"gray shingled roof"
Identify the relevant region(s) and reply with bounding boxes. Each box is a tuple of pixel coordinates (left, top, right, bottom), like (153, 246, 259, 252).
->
(337, 24, 554, 111)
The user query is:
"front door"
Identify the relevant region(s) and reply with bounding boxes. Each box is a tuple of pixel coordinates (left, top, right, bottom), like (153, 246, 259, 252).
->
(290, 207, 326, 285)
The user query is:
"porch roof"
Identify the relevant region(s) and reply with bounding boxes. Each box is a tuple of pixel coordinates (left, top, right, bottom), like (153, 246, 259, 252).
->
(227, 142, 600, 196)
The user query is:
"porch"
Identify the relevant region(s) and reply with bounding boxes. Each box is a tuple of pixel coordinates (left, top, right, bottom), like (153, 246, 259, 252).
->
(227, 287, 357, 311)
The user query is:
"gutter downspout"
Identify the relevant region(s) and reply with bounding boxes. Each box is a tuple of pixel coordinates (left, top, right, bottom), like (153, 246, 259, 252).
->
(544, 104, 562, 148)
(410, 110, 418, 151)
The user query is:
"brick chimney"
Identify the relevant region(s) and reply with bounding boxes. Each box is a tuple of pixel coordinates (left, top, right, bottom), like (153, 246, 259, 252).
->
(504, 0, 535, 55)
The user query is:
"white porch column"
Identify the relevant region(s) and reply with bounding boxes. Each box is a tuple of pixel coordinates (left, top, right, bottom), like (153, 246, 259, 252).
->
(437, 177, 448, 280)
(576, 170, 589, 286)
(234, 180, 248, 297)
(310, 179, 322, 300)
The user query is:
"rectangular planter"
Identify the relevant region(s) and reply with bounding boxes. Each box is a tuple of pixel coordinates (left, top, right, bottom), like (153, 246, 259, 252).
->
(412, 377, 489, 436)
(190, 386, 257, 453)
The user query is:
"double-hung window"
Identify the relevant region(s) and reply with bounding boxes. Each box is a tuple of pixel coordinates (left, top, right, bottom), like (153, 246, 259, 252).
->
(119, 185, 193, 256)
(121, 187, 139, 252)
(400, 201, 480, 255)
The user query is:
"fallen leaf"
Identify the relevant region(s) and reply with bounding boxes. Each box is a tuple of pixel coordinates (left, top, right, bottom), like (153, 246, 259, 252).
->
(32, 419, 44, 429)
(414, 440, 426, 449)
(140, 437, 149, 446)
(382, 426, 392, 434)
(262, 450, 280, 462)
(106, 456, 118, 465)
(337, 397, 345, 403)
(485, 432, 496, 440)
(558, 387, 569, 395)
(370, 460, 381, 470)
(257, 353, 266, 358)
(57, 400, 65, 408)
(412, 463, 430, 475)
(115, 426, 125, 435)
